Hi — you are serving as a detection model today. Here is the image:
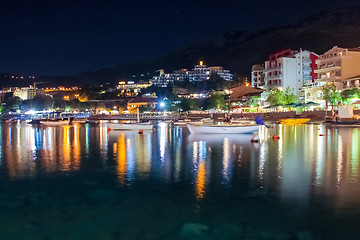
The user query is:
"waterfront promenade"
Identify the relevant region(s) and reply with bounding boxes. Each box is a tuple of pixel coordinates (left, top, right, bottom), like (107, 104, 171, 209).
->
(2, 110, 360, 122)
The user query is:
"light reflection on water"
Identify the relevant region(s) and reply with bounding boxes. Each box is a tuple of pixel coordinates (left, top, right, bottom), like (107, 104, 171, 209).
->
(1, 122, 360, 213)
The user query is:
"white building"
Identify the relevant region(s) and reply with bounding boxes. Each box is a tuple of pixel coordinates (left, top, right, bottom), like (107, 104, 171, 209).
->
(263, 48, 319, 98)
(251, 64, 264, 88)
(152, 61, 233, 87)
(13, 87, 44, 100)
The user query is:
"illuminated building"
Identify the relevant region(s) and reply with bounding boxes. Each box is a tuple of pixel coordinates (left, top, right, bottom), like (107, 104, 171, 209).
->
(229, 85, 263, 105)
(152, 61, 233, 87)
(116, 80, 152, 96)
(304, 46, 360, 104)
(13, 87, 45, 100)
(127, 97, 158, 113)
(251, 64, 265, 89)
(314, 46, 360, 89)
(263, 48, 319, 97)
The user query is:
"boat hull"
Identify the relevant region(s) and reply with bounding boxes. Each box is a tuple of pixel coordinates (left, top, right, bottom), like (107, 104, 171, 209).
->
(187, 124, 259, 134)
(40, 120, 71, 126)
(280, 118, 310, 125)
(107, 122, 154, 130)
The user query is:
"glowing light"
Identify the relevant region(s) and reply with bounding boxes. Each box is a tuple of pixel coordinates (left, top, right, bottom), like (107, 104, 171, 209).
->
(159, 102, 165, 108)
(26, 110, 36, 115)
(196, 160, 206, 200)
(222, 138, 231, 182)
(117, 134, 127, 185)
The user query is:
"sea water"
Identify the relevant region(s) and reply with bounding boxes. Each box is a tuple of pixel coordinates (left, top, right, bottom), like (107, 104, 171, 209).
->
(0, 121, 360, 239)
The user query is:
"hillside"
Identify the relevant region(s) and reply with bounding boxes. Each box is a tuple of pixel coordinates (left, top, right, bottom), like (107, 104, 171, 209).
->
(151, 5, 360, 75)
(3, 5, 360, 87)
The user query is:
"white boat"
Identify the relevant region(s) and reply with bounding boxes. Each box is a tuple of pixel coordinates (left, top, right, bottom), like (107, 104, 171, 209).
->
(187, 123, 259, 134)
(107, 122, 154, 130)
(40, 119, 72, 126)
(174, 118, 213, 126)
(188, 134, 253, 144)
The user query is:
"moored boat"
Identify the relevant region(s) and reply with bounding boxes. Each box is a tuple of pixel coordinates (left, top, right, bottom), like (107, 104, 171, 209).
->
(107, 122, 154, 130)
(40, 119, 73, 126)
(187, 123, 259, 134)
(325, 104, 360, 125)
(279, 118, 310, 125)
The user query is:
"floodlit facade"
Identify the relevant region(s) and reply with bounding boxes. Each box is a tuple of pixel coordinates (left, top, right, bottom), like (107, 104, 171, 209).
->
(264, 48, 297, 93)
(263, 48, 319, 98)
(314, 46, 360, 89)
(13, 87, 44, 100)
(251, 64, 265, 89)
(152, 61, 233, 87)
(116, 80, 152, 96)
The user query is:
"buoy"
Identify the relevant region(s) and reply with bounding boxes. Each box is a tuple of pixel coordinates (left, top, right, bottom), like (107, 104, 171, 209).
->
(272, 135, 280, 140)
(138, 129, 144, 134)
(107, 127, 111, 132)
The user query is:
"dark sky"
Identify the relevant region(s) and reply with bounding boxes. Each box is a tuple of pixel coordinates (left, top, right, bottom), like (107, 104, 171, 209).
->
(0, 0, 358, 75)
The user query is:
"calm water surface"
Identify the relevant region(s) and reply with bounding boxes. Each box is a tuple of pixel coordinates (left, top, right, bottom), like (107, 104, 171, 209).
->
(1, 122, 360, 239)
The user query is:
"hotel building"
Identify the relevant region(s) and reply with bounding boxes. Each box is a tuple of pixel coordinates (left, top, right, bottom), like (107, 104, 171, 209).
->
(13, 87, 45, 100)
(263, 48, 319, 97)
(152, 61, 233, 87)
(314, 46, 360, 89)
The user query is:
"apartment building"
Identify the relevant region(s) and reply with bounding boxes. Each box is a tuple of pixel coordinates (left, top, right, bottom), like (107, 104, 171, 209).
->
(314, 46, 360, 89)
(152, 61, 233, 87)
(13, 87, 44, 100)
(251, 64, 265, 88)
(263, 48, 319, 97)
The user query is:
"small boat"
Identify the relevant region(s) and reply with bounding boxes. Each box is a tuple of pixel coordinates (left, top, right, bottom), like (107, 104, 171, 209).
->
(40, 119, 73, 126)
(325, 117, 360, 125)
(72, 119, 87, 124)
(161, 120, 173, 124)
(28, 119, 41, 124)
(325, 105, 360, 125)
(279, 118, 310, 125)
(6, 119, 19, 123)
(174, 118, 213, 126)
(107, 122, 154, 130)
(85, 119, 100, 124)
(40, 117, 74, 126)
(187, 123, 259, 134)
(173, 119, 192, 126)
(188, 134, 253, 144)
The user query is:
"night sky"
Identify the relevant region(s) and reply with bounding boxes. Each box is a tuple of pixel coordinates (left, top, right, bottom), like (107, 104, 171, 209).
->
(1, 0, 358, 75)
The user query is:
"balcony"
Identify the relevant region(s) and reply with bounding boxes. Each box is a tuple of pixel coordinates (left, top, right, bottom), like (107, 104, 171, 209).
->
(342, 80, 360, 89)
(317, 54, 341, 63)
(315, 76, 341, 82)
(314, 65, 341, 74)
(265, 74, 282, 81)
(263, 66, 281, 72)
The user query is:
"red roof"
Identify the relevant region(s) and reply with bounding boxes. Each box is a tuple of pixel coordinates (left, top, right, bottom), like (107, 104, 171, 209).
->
(128, 97, 157, 104)
(229, 85, 263, 101)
